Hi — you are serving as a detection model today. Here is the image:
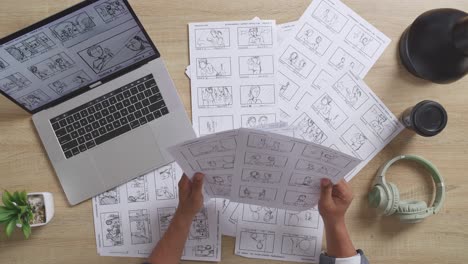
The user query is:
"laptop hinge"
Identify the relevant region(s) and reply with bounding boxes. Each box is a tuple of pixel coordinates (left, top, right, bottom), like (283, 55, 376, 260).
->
(89, 81, 102, 89)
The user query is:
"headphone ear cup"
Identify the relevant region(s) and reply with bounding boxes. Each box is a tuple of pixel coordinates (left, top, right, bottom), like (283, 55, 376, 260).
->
(368, 185, 389, 215)
(397, 200, 428, 214)
(387, 183, 400, 216)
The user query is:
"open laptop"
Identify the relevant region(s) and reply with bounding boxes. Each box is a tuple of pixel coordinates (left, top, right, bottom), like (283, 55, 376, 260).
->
(0, 0, 195, 205)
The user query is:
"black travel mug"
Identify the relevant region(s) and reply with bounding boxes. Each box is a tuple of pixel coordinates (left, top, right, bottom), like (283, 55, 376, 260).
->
(400, 100, 448, 137)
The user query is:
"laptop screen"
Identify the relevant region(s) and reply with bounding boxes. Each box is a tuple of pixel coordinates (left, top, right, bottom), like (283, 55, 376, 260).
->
(0, 0, 158, 113)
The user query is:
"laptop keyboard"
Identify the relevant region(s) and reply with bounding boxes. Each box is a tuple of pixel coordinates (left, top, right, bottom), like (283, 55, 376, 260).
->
(50, 74, 169, 159)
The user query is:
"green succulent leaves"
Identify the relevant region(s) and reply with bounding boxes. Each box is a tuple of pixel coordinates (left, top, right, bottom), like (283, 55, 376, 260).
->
(0, 191, 32, 239)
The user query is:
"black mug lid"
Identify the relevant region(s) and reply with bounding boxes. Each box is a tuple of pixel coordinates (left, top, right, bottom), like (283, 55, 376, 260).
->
(412, 100, 448, 137)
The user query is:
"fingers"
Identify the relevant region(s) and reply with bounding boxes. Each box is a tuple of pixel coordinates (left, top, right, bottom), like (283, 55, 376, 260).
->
(319, 178, 333, 203)
(178, 174, 190, 200)
(191, 172, 205, 197)
(333, 179, 353, 201)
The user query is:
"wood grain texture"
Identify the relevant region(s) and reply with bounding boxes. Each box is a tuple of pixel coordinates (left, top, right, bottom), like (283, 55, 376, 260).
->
(0, 0, 467, 263)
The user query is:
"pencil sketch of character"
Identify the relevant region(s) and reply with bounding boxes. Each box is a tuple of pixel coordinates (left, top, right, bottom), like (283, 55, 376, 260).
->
(247, 56, 262, 74)
(29, 66, 48, 79)
(73, 74, 90, 86)
(246, 116, 257, 128)
(287, 52, 307, 71)
(51, 12, 96, 42)
(201, 87, 216, 106)
(247, 86, 262, 104)
(0, 73, 31, 95)
(125, 36, 151, 55)
(201, 86, 232, 107)
(98, 188, 120, 205)
(51, 81, 67, 95)
(102, 213, 123, 247)
(295, 116, 326, 144)
(189, 209, 209, 240)
(350, 133, 367, 151)
(193, 245, 215, 257)
(6, 33, 56, 62)
(198, 58, 224, 77)
(87, 45, 114, 72)
(248, 27, 264, 44)
(127, 176, 148, 203)
(258, 116, 269, 126)
(322, 9, 338, 27)
(207, 29, 225, 46)
(370, 114, 388, 134)
(280, 81, 291, 96)
(95, 0, 128, 22)
(0, 59, 8, 70)
(242, 187, 267, 200)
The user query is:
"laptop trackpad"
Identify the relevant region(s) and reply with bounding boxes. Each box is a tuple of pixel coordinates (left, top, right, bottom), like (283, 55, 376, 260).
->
(91, 127, 163, 187)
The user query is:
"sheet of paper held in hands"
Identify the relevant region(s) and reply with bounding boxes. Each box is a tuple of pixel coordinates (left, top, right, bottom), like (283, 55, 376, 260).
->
(168, 128, 360, 211)
(275, 0, 403, 181)
(92, 163, 222, 261)
(188, 20, 280, 136)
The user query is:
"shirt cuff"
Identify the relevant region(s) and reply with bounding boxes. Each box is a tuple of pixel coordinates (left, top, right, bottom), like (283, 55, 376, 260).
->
(319, 249, 369, 264)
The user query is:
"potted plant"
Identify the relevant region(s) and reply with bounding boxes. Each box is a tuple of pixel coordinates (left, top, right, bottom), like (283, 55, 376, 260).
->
(0, 191, 54, 238)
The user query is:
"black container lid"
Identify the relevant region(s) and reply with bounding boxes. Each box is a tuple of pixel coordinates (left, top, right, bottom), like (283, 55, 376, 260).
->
(411, 100, 448, 137)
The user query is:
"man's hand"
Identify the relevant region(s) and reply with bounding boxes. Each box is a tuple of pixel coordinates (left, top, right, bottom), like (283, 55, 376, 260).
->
(176, 173, 204, 218)
(318, 178, 354, 226)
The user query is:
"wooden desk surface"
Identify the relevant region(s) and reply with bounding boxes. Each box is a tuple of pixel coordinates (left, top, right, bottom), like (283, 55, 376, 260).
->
(1, 0, 467, 263)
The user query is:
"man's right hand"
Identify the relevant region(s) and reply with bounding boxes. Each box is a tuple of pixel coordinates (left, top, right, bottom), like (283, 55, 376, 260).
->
(318, 178, 354, 226)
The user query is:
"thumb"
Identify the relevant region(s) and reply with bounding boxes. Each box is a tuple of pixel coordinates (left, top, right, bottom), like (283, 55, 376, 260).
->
(191, 173, 204, 196)
(319, 178, 333, 203)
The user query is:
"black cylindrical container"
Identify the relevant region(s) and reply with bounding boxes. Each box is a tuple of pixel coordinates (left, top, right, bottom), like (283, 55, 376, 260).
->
(401, 100, 448, 137)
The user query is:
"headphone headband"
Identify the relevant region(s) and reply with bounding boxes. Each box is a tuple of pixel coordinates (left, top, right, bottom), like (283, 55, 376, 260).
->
(374, 155, 445, 214)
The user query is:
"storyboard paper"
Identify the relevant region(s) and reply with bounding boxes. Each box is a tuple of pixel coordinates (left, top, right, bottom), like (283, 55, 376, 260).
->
(92, 163, 222, 262)
(189, 20, 279, 136)
(276, 0, 403, 181)
(168, 128, 360, 211)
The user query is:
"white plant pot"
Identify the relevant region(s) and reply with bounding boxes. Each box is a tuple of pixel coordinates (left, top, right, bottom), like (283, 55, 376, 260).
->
(26, 192, 54, 227)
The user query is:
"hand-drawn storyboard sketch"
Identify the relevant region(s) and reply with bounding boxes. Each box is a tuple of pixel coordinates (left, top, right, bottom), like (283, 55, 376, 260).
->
(242, 113, 276, 128)
(195, 28, 230, 49)
(295, 159, 340, 178)
(189, 209, 210, 240)
(0, 57, 10, 71)
(239, 230, 275, 253)
(101, 212, 123, 247)
(328, 47, 364, 76)
(278, 72, 300, 101)
(281, 234, 317, 257)
(241, 169, 282, 184)
(206, 174, 232, 196)
(5, 32, 56, 63)
(288, 172, 321, 191)
(332, 73, 369, 110)
(78, 27, 153, 74)
(341, 124, 376, 159)
(197, 86, 233, 108)
(95, 0, 129, 23)
(28, 52, 75, 80)
(158, 207, 176, 239)
(197, 155, 235, 171)
(311, 70, 333, 90)
(239, 56, 274, 76)
(240, 85, 275, 106)
(361, 104, 399, 141)
(279, 45, 316, 79)
(238, 26, 274, 47)
(244, 152, 288, 168)
(284, 210, 320, 229)
(239, 186, 277, 202)
(49, 70, 91, 95)
(291, 113, 328, 144)
(196, 57, 231, 78)
(295, 23, 332, 56)
(126, 175, 149, 203)
(155, 164, 178, 201)
(49, 12, 96, 43)
(198, 115, 234, 135)
(189, 138, 236, 157)
(242, 205, 278, 224)
(345, 25, 382, 58)
(302, 145, 354, 168)
(0, 73, 32, 96)
(193, 245, 216, 257)
(97, 187, 120, 205)
(283, 191, 318, 208)
(129, 209, 152, 245)
(247, 133, 295, 152)
(312, 93, 349, 130)
(18, 90, 51, 110)
(311, 0, 349, 33)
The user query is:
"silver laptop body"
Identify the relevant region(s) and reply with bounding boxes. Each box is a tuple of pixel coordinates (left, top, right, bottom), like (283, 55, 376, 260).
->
(0, 0, 195, 205)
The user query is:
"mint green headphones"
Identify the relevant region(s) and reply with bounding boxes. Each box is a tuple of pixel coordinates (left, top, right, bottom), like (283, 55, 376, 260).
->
(368, 155, 446, 224)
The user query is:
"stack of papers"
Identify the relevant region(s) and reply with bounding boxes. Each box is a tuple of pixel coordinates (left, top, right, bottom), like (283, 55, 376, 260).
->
(92, 0, 404, 262)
